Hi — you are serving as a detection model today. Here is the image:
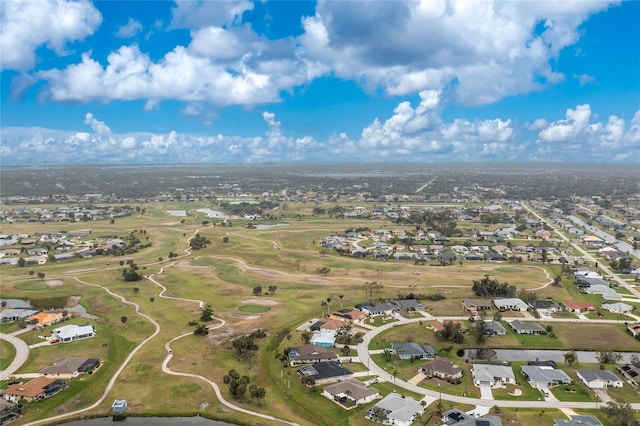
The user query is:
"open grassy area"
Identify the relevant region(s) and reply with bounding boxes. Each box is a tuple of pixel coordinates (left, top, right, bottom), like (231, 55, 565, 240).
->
(1, 201, 638, 425)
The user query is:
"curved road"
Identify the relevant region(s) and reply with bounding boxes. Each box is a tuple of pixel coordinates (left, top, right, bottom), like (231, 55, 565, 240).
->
(0, 332, 30, 380)
(357, 314, 640, 411)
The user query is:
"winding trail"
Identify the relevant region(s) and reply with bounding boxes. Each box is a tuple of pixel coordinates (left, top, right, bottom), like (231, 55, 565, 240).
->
(147, 267, 300, 426)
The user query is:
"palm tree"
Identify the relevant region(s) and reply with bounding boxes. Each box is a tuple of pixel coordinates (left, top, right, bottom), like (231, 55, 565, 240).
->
(326, 297, 333, 313)
(320, 301, 327, 317)
(339, 294, 345, 309)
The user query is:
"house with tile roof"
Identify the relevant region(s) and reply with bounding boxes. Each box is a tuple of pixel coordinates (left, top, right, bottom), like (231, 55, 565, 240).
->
(3, 376, 68, 403)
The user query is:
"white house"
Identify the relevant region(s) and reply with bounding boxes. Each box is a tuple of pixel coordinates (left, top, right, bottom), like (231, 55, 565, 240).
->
(577, 370, 623, 389)
(322, 379, 379, 408)
(365, 393, 424, 426)
(601, 301, 633, 314)
(50, 324, 95, 343)
(472, 364, 516, 387)
(493, 297, 528, 312)
(521, 365, 572, 389)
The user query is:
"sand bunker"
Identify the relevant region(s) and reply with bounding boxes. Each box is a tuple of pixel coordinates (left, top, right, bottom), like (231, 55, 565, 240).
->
(46, 280, 64, 287)
(240, 298, 279, 305)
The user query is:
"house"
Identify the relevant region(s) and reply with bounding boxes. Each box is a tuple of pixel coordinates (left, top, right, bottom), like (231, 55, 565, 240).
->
(509, 320, 546, 335)
(601, 301, 633, 314)
(0, 308, 38, 323)
(553, 415, 602, 426)
(391, 342, 436, 360)
(442, 408, 503, 425)
(563, 301, 595, 314)
(40, 358, 101, 378)
(484, 321, 507, 336)
(365, 392, 424, 426)
(310, 332, 336, 348)
(462, 299, 493, 312)
(297, 361, 353, 385)
(28, 312, 64, 327)
(387, 299, 424, 312)
(528, 300, 562, 315)
(3, 376, 67, 403)
(627, 322, 640, 338)
(493, 297, 528, 312)
(356, 302, 394, 316)
(429, 320, 466, 334)
(286, 344, 338, 366)
(322, 379, 380, 408)
(576, 369, 623, 388)
(421, 357, 463, 380)
(50, 324, 96, 343)
(471, 363, 516, 387)
(617, 362, 640, 386)
(521, 365, 571, 389)
(329, 308, 366, 323)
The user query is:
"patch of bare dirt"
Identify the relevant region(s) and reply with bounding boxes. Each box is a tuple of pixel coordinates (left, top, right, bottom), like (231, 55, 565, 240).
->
(252, 269, 286, 278)
(229, 313, 261, 320)
(307, 277, 333, 284)
(174, 260, 206, 268)
(47, 280, 64, 287)
(240, 298, 279, 305)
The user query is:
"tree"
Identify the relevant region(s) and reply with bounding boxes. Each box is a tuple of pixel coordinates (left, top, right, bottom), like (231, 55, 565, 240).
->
(133, 287, 139, 296)
(317, 266, 331, 276)
(120, 316, 128, 324)
(603, 401, 636, 426)
(253, 285, 263, 296)
(29, 270, 35, 276)
(597, 351, 623, 364)
(326, 297, 333, 312)
(37, 272, 45, 280)
(122, 267, 142, 282)
(194, 324, 209, 335)
(149, 296, 155, 303)
(18, 257, 26, 267)
(339, 294, 345, 309)
(201, 305, 214, 321)
(268, 285, 277, 295)
(564, 350, 577, 367)
(478, 348, 497, 362)
(470, 311, 488, 344)
(341, 345, 351, 357)
(301, 331, 313, 344)
(1, 301, 6, 308)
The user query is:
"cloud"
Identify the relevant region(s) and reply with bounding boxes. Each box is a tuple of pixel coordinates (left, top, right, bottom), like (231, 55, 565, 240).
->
(574, 73, 596, 86)
(538, 104, 591, 142)
(0, 0, 102, 70)
(116, 17, 143, 38)
(84, 112, 111, 136)
(169, 0, 253, 29)
(299, 0, 614, 105)
(2, 102, 638, 165)
(27, 1, 619, 116)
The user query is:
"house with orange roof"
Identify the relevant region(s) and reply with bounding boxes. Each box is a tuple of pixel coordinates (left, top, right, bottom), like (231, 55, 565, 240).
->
(3, 376, 68, 403)
(563, 301, 596, 313)
(28, 312, 63, 327)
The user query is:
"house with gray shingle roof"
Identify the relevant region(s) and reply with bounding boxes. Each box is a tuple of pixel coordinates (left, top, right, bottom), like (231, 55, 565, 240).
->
(366, 393, 424, 426)
(322, 379, 380, 408)
(509, 320, 546, 335)
(521, 365, 571, 389)
(577, 370, 623, 388)
(472, 363, 515, 387)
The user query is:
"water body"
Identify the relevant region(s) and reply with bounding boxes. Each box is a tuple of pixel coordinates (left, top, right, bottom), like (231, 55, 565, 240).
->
(60, 417, 235, 426)
(0, 298, 31, 308)
(0, 297, 95, 319)
(166, 210, 187, 217)
(465, 349, 640, 363)
(253, 223, 290, 230)
(195, 209, 227, 219)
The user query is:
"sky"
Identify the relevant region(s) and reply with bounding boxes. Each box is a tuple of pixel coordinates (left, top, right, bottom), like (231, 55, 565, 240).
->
(1, 0, 639, 165)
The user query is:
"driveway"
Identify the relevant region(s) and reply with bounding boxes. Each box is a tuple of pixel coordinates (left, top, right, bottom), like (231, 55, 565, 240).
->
(480, 385, 494, 400)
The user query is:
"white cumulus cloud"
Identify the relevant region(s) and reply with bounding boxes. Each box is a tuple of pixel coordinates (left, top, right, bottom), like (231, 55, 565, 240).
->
(0, 0, 102, 70)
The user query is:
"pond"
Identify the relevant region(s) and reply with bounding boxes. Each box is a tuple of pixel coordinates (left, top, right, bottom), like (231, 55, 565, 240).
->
(166, 210, 187, 217)
(195, 208, 227, 218)
(464, 349, 640, 363)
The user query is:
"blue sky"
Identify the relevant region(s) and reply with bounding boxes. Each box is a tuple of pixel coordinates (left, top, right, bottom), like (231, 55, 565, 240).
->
(1, 0, 639, 165)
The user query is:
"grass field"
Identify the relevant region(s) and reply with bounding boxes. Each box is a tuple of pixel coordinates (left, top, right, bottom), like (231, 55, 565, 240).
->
(0, 201, 638, 425)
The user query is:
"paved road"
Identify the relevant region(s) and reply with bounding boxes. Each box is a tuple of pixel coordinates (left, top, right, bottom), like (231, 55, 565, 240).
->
(0, 332, 29, 380)
(357, 316, 640, 411)
(521, 203, 640, 299)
